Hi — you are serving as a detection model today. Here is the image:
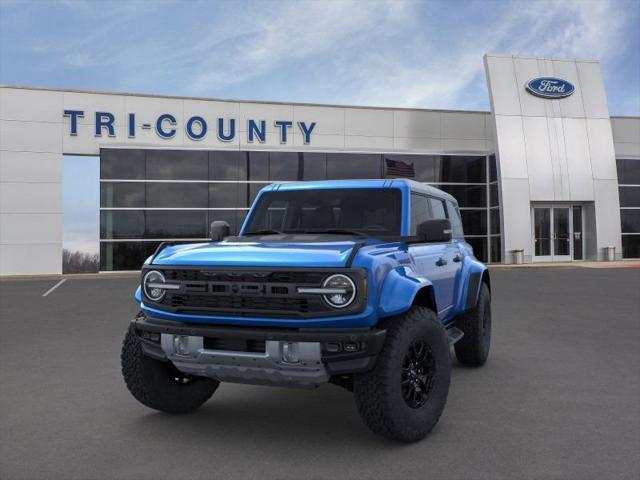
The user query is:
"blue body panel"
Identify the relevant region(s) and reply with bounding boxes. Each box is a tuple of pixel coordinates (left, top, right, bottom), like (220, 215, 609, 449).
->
(138, 179, 488, 329)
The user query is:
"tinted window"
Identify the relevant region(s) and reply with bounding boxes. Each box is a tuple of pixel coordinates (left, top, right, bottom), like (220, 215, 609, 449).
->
(100, 211, 144, 239)
(146, 182, 208, 208)
(460, 209, 487, 235)
(146, 150, 208, 180)
(269, 152, 299, 180)
(617, 159, 640, 185)
(410, 193, 430, 234)
(327, 154, 381, 179)
(145, 210, 208, 238)
(100, 149, 145, 179)
(619, 187, 640, 207)
(100, 241, 161, 271)
(490, 209, 501, 234)
(440, 155, 485, 183)
(437, 184, 486, 208)
(622, 235, 640, 258)
(247, 151, 269, 180)
(428, 197, 447, 220)
(489, 183, 499, 206)
(301, 153, 327, 180)
(100, 182, 144, 208)
(490, 236, 501, 262)
(245, 188, 401, 236)
(209, 183, 247, 208)
(621, 210, 640, 233)
(489, 155, 497, 182)
(446, 200, 464, 238)
(209, 150, 243, 180)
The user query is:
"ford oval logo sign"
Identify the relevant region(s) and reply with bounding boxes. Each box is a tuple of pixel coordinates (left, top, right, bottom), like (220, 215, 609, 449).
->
(526, 77, 575, 99)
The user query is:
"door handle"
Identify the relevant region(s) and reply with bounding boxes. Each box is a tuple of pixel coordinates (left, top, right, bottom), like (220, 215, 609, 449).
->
(436, 257, 447, 267)
(453, 255, 462, 263)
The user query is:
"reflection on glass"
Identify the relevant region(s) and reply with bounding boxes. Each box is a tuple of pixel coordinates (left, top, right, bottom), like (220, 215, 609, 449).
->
(146, 183, 208, 208)
(621, 210, 640, 233)
(269, 152, 299, 180)
(145, 210, 208, 238)
(302, 153, 327, 180)
(327, 154, 381, 179)
(100, 211, 145, 239)
(534, 208, 551, 256)
(100, 182, 145, 208)
(146, 150, 208, 180)
(572, 206, 583, 260)
(209, 151, 243, 180)
(460, 210, 487, 235)
(553, 208, 570, 256)
(100, 149, 145, 179)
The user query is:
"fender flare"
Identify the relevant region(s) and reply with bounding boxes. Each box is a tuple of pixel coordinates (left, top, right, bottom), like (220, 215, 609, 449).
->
(377, 266, 437, 318)
(456, 258, 490, 311)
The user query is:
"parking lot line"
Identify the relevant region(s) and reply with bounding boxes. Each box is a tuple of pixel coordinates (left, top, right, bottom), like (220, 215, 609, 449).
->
(42, 279, 67, 297)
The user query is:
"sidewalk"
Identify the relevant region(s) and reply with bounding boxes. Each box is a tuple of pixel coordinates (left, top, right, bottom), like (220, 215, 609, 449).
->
(489, 260, 640, 269)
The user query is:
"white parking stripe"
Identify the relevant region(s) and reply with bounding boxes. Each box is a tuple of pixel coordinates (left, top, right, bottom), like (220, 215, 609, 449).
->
(42, 279, 67, 297)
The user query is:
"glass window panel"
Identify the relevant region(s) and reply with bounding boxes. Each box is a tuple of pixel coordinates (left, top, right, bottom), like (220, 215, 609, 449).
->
(146, 150, 208, 180)
(446, 200, 465, 238)
(209, 151, 244, 181)
(249, 183, 270, 205)
(428, 197, 447, 220)
(490, 209, 501, 234)
(410, 193, 430, 234)
(248, 151, 269, 180)
(617, 159, 640, 185)
(327, 153, 381, 179)
(302, 152, 327, 180)
(621, 235, 640, 258)
(100, 211, 144, 239)
(100, 182, 145, 208)
(490, 183, 499, 206)
(146, 182, 208, 208)
(466, 237, 487, 262)
(209, 183, 247, 208)
(621, 209, 640, 233)
(534, 208, 551, 256)
(269, 152, 299, 181)
(619, 186, 640, 207)
(460, 209, 487, 235)
(489, 155, 497, 182)
(436, 184, 486, 208)
(490, 236, 501, 263)
(439, 155, 486, 183)
(145, 210, 208, 238)
(100, 149, 145, 180)
(100, 241, 148, 271)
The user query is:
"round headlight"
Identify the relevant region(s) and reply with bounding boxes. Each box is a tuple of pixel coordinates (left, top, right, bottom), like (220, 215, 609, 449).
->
(322, 274, 356, 308)
(143, 270, 166, 302)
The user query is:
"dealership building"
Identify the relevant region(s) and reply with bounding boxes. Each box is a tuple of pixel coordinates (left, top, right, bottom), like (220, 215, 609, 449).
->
(1, 54, 639, 275)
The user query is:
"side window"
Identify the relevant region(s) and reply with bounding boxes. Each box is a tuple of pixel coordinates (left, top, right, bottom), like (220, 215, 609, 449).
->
(428, 197, 447, 220)
(446, 200, 465, 238)
(410, 193, 430, 234)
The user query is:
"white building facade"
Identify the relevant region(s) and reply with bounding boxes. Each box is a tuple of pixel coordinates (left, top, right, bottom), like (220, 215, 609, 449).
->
(1, 54, 639, 275)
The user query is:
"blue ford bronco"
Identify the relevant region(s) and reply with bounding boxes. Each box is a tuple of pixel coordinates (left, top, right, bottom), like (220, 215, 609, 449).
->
(122, 179, 491, 442)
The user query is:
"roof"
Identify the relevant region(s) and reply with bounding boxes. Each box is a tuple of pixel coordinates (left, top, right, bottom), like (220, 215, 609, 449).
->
(262, 179, 457, 203)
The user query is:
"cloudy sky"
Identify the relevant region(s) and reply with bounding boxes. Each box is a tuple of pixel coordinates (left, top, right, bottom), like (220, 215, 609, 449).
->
(1, 0, 639, 114)
(1, 0, 639, 254)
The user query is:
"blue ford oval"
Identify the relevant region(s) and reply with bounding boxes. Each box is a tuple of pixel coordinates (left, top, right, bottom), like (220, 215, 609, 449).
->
(526, 77, 575, 98)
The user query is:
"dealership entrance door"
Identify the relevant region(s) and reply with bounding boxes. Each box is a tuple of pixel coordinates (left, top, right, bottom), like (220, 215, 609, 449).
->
(532, 205, 584, 262)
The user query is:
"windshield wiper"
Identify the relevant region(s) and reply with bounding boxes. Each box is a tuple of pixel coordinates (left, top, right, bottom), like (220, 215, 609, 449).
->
(243, 229, 284, 236)
(301, 228, 370, 238)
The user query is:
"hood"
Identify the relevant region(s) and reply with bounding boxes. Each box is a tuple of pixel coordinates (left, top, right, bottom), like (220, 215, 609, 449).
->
(151, 239, 360, 268)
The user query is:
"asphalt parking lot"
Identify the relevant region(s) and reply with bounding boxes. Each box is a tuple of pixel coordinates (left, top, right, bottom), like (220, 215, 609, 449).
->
(1, 267, 639, 480)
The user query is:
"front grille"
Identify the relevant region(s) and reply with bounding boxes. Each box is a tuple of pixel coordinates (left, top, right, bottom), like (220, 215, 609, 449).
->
(145, 267, 366, 319)
(203, 337, 266, 353)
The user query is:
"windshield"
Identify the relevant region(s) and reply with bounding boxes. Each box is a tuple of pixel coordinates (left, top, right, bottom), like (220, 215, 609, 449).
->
(243, 188, 402, 237)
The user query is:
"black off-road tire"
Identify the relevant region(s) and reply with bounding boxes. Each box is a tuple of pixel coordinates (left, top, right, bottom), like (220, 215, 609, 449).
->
(454, 283, 491, 366)
(353, 306, 451, 442)
(121, 325, 219, 413)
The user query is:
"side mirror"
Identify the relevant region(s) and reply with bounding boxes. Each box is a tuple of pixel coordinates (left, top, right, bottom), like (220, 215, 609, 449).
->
(210, 220, 230, 241)
(416, 219, 452, 243)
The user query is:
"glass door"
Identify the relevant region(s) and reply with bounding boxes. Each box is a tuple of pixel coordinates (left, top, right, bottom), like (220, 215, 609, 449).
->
(552, 207, 571, 261)
(534, 207, 552, 261)
(532, 205, 582, 262)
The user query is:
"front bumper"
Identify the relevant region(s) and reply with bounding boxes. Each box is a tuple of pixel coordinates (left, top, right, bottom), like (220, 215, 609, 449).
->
(133, 313, 386, 388)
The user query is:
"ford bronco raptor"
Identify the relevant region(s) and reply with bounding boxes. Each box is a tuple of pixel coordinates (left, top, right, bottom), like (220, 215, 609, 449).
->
(122, 179, 491, 442)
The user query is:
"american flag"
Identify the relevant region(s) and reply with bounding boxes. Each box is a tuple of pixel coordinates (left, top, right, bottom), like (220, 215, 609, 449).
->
(385, 158, 415, 178)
